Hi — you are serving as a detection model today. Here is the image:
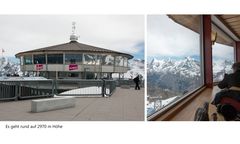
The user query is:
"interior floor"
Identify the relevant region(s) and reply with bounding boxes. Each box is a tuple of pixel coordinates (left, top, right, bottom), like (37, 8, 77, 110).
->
(169, 86, 224, 121)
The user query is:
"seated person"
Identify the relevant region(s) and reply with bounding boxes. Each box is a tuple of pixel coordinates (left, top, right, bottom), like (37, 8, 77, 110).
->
(211, 62, 240, 106)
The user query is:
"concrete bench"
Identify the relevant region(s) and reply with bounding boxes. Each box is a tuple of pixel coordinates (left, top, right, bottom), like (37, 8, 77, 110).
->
(31, 97, 75, 113)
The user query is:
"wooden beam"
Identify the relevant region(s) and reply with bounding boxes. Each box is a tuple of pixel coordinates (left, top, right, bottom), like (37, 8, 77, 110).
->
(203, 15, 213, 88)
(235, 41, 240, 62)
(215, 15, 240, 40)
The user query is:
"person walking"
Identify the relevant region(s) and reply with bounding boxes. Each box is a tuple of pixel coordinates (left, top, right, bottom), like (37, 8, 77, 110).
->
(133, 75, 140, 90)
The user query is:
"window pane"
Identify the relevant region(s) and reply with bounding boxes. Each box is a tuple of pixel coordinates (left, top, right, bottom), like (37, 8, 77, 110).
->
(96, 55, 102, 65)
(24, 55, 32, 65)
(115, 56, 124, 66)
(212, 44, 234, 82)
(102, 55, 114, 65)
(33, 54, 46, 64)
(84, 54, 96, 65)
(47, 54, 63, 64)
(124, 57, 128, 67)
(147, 15, 203, 117)
(65, 54, 82, 64)
(212, 24, 234, 82)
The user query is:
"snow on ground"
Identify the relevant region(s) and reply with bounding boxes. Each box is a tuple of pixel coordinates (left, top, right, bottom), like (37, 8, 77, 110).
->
(0, 76, 47, 80)
(147, 96, 178, 116)
(59, 86, 110, 96)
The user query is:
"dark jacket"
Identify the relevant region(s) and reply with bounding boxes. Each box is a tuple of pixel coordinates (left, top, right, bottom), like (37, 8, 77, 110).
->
(218, 70, 240, 89)
(133, 76, 140, 83)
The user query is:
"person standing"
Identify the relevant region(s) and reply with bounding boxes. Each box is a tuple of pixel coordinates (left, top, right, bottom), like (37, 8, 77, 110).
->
(133, 75, 140, 90)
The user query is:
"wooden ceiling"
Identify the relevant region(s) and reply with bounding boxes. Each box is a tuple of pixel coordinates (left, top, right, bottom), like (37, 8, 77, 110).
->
(216, 15, 240, 40)
(168, 15, 200, 33)
(168, 15, 236, 47)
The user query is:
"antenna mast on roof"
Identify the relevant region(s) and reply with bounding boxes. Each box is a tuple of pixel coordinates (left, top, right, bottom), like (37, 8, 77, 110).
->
(70, 21, 79, 42)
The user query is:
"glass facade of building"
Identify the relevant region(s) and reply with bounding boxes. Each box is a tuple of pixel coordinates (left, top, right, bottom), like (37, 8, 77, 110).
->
(83, 54, 97, 65)
(65, 54, 83, 64)
(33, 54, 46, 64)
(24, 55, 32, 65)
(115, 56, 124, 66)
(47, 54, 63, 64)
(102, 55, 114, 65)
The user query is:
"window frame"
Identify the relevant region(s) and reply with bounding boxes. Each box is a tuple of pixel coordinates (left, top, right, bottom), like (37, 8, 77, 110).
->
(47, 53, 64, 64)
(147, 15, 205, 119)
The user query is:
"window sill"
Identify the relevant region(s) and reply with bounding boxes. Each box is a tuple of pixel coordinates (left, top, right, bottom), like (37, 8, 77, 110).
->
(147, 86, 206, 121)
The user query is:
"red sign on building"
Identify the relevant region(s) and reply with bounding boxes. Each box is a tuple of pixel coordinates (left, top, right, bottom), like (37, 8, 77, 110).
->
(36, 64, 43, 71)
(69, 64, 78, 71)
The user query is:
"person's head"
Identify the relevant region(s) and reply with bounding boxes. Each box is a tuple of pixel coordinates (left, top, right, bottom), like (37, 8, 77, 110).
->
(232, 62, 240, 72)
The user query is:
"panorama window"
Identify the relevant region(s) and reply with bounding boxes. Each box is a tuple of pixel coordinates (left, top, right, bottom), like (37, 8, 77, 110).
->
(84, 54, 96, 65)
(147, 15, 203, 117)
(124, 57, 128, 67)
(96, 55, 102, 65)
(24, 55, 33, 65)
(115, 56, 124, 66)
(102, 55, 114, 65)
(33, 54, 46, 64)
(47, 54, 63, 64)
(212, 24, 234, 82)
(65, 54, 83, 64)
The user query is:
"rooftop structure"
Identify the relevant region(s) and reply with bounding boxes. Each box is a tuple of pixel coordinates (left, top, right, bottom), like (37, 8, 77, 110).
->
(15, 22, 133, 79)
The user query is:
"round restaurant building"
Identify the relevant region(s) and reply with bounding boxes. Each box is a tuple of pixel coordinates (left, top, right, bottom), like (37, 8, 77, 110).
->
(15, 37, 133, 79)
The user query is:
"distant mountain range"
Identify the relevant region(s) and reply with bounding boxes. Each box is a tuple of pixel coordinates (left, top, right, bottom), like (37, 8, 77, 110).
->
(147, 57, 202, 98)
(147, 56, 233, 116)
(112, 58, 145, 79)
(0, 57, 21, 77)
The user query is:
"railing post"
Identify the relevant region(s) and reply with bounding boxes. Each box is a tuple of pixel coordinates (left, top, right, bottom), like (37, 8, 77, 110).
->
(102, 79, 105, 97)
(53, 79, 56, 96)
(15, 81, 19, 101)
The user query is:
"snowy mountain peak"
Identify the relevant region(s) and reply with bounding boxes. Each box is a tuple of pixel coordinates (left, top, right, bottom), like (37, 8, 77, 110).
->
(0, 56, 21, 77)
(148, 56, 200, 77)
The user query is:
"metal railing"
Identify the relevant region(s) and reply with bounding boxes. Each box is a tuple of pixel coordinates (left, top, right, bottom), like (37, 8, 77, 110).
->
(103, 80, 117, 97)
(116, 79, 144, 88)
(0, 81, 18, 100)
(18, 80, 55, 99)
(0, 79, 117, 100)
(0, 80, 54, 100)
(55, 79, 116, 97)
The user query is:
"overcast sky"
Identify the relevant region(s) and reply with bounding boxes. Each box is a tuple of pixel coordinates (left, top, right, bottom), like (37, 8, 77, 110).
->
(147, 15, 234, 60)
(0, 15, 144, 59)
(212, 43, 234, 60)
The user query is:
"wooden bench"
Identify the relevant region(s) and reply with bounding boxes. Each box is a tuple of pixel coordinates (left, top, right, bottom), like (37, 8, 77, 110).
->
(31, 97, 75, 112)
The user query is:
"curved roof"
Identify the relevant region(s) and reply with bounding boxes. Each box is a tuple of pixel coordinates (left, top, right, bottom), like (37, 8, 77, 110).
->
(15, 41, 133, 59)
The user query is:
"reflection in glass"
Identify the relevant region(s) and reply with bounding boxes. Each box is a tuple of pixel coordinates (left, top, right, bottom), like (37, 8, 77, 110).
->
(124, 57, 128, 67)
(102, 55, 114, 65)
(96, 55, 102, 65)
(65, 54, 82, 64)
(115, 56, 124, 66)
(33, 54, 46, 64)
(24, 55, 32, 65)
(47, 54, 63, 64)
(84, 54, 96, 65)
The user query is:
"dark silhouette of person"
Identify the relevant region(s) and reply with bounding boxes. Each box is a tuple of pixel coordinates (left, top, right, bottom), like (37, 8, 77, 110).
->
(133, 75, 140, 90)
(211, 62, 240, 106)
